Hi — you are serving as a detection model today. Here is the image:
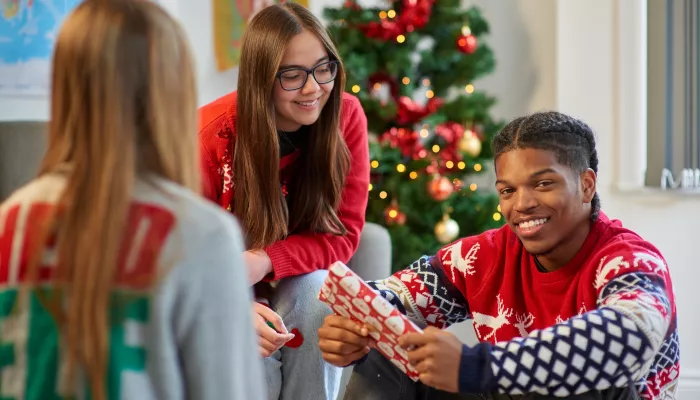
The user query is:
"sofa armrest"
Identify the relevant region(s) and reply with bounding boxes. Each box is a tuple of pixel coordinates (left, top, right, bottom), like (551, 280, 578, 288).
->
(0, 121, 47, 201)
(347, 222, 392, 281)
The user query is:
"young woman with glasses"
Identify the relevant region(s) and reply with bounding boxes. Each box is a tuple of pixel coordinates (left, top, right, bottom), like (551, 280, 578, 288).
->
(197, 3, 370, 399)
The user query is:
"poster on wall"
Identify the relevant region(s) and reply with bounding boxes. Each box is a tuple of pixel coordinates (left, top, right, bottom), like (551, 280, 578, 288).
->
(0, 0, 82, 96)
(213, 0, 309, 72)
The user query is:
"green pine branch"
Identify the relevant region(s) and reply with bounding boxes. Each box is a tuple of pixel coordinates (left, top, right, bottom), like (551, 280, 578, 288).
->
(325, 0, 506, 271)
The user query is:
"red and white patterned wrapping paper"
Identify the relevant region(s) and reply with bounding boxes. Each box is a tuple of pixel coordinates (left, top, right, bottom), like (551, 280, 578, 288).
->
(319, 261, 423, 381)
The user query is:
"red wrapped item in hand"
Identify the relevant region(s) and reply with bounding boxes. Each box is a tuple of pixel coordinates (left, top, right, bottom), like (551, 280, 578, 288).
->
(318, 261, 423, 381)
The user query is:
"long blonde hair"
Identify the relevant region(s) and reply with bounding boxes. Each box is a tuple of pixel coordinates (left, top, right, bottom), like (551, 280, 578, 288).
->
(29, 1, 198, 398)
(234, 3, 351, 250)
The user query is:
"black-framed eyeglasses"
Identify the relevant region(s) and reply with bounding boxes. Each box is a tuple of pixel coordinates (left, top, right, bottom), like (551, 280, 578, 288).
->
(276, 60, 339, 91)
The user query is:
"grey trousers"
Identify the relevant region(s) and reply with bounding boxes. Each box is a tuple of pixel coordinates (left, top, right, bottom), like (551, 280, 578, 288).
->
(263, 269, 342, 400)
(343, 350, 640, 400)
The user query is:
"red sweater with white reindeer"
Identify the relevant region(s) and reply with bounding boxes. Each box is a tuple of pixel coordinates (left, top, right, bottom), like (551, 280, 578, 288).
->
(369, 212, 679, 399)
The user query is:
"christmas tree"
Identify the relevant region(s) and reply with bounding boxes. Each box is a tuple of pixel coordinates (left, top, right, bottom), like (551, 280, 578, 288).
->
(324, 0, 505, 270)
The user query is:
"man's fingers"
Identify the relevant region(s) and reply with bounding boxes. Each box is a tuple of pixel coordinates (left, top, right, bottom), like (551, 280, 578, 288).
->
(398, 331, 430, 349)
(318, 337, 367, 355)
(414, 356, 438, 374)
(321, 346, 370, 366)
(318, 326, 371, 347)
(419, 372, 437, 389)
(324, 315, 368, 336)
(423, 326, 441, 334)
(406, 343, 433, 365)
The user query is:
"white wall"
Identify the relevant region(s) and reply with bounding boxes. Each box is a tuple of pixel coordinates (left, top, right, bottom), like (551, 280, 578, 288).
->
(0, 93, 48, 122)
(461, 0, 557, 119)
(0, 0, 557, 119)
(188, 0, 559, 115)
(556, 2, 700, 397)
(460, 1, 700, 396)
(175, 0, 333, 107)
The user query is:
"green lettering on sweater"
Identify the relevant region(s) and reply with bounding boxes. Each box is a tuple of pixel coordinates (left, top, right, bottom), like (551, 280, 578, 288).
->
(0, 289, 149, 400)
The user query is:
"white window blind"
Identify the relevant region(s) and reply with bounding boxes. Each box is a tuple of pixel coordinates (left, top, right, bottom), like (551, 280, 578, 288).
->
(646, 0, 700, 190)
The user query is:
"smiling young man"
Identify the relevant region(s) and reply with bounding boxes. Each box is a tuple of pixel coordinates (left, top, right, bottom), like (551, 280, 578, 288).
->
(317, 111, 679, 400)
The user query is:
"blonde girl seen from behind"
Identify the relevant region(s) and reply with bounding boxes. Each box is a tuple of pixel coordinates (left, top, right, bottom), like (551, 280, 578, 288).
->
(0, 1, 265, 399)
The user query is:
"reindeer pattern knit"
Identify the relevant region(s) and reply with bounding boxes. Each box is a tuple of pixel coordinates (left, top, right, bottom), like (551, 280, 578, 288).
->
(368, 212, 679, 399)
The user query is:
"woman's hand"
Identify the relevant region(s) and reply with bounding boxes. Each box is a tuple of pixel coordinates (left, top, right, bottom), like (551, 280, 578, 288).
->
(253, 302, 295, 357)
(243, 250, 273, 285)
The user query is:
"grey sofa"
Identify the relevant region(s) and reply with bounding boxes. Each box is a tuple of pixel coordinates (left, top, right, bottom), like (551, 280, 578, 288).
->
(0, 121, 47, 201)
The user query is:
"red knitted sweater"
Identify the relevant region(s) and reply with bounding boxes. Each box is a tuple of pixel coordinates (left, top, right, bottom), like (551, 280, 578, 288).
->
(198, 91, 370, 280)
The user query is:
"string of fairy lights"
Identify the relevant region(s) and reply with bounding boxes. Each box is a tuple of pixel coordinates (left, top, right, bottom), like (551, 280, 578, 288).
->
(339, 3, 504, 243)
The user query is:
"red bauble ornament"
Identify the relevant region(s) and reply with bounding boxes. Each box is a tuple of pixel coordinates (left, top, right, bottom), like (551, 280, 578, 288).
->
(457, 34, 477, 54)
(396, 96, 444, 126)
(427, 175, 454, 201)
(434, 121, 465, 145)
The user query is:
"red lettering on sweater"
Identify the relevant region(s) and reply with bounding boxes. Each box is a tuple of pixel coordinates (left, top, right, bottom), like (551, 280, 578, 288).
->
(0, 202, 174, 289)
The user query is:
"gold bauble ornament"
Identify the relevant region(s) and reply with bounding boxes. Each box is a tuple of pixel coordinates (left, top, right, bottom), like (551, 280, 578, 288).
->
(434, 215, 460, 244)
(459, 134, 482, 157)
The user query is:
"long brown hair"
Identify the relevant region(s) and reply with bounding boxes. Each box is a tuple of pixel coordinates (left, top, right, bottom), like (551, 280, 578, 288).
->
(235, 3, 351, 249)
(28, 1, 198, 398)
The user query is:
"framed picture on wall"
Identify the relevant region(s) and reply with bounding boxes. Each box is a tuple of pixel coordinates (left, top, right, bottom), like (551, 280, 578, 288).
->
(213, 0, 309, 72)
(0, 0, 82, 96)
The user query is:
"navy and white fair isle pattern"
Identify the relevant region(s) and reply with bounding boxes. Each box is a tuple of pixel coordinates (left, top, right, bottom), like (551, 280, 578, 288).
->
(368, 255, 469, 329)
(490, 272, 676, 399)
(490, 307, 652, 396)
(367, 257, 679, 399)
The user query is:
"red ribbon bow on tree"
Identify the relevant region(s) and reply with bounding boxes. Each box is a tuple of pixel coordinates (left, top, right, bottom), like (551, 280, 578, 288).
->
(396, 96, 444, 126)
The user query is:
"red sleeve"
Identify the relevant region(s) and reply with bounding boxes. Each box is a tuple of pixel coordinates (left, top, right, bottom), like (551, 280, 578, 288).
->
(434, 228, 502, 300)
(197, 94, 235, 204)
(264, 94, 370, 280)
(199, 140, 221, 203)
